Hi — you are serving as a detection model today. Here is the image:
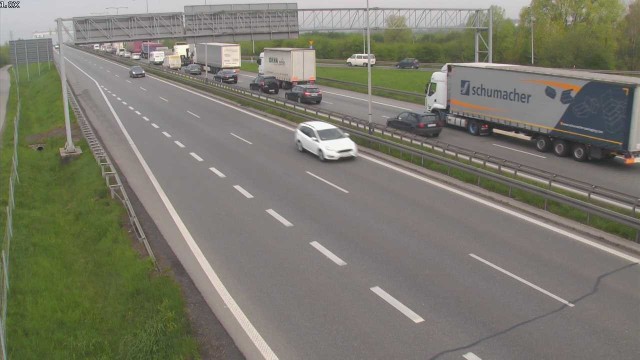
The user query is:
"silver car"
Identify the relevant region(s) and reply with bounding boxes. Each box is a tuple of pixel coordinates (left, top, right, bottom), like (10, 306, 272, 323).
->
(129, 66, 145, 78)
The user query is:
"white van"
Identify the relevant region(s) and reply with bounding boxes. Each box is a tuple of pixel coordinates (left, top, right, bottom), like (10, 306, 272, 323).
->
(149, 51, 165, 65)
(346, 53, 376, 67)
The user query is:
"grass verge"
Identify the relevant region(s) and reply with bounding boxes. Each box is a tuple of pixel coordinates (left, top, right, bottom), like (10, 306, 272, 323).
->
(1, 63, 199, 358)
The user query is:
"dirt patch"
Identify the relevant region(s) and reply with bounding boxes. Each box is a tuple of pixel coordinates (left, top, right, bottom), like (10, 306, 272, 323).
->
(26, 122, 83, 145)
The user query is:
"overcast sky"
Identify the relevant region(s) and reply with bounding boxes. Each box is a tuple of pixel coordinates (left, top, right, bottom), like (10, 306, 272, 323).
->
(0, 0, 532, 44)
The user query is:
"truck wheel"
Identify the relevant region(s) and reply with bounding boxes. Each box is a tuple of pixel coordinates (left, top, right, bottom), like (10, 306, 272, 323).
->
(553, 139, 570, 157)
(571, 143, 588, 162)
(467, 120, 480, 136)
(535, 136, 552, 152)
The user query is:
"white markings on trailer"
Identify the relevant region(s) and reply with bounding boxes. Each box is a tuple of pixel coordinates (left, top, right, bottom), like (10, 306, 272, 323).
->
(492, 144, 547, 159)
(187, 110, 201, 119)
(310, 241, 347, 266)
(469, 254, 575, 307)
(370, 286, 424, 323)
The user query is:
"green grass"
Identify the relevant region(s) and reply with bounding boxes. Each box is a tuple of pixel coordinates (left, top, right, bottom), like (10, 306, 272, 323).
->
(240, 62, 430, 103)
(2, 64, 199, 359)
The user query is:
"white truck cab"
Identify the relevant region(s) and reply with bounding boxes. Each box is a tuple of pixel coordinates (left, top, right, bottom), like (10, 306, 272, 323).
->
(426, 64, 448, 113)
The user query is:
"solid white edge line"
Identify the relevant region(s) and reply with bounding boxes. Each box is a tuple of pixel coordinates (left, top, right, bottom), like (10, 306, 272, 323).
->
(306, 171, 349, 194)
(162, 131, 172, 138)
(230, 133, 253, 145)
(190, 152, 204, 162)
(359, 154, 640, 264)
(309, 241, 347, 266)
(493, 144, 547, 159)
(174, 141, 185, 148)
(463, 352, 482, 360)
(209, 167, 226, 178)
(73, 47, 639, 264)
(151, 123, 159, 129)
(469, 254, 575, 307)
(233, 185, 254, 199)
(64, 54, 279, 360)
(370, 286, 425, 323)
(265, 209, 293, 227)
(187, 110, 201, 119)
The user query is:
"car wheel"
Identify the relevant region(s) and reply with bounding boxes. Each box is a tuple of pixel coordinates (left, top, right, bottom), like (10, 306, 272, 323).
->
(553, 139, 570, 157)
(296, 141, 304, 152)
(467, 120, 480, 136)
(274, 90, 279, 95)
(571, 143, 588, 162)
(396, 65, 400, 68)
(535, 136, 552, 152)
(316, 100, 321, 104)
(318, 150, 325, 162)
(347, 62, 352, 67)
(432, 132, 440, 138)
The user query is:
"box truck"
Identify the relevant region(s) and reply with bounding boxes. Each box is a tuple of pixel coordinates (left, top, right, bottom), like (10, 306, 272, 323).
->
(163, 54, 182, 69)
(141, 42, 162, 59)
(259, 48, 316, 89)
(194, 43, 241, 73)
(149, 51, 165, 65)
(426, 63, 640, 163)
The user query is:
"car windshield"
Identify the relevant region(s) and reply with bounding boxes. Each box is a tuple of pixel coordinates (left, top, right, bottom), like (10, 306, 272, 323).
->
(221, 70, 235, 75)
(131, 66, 142, 71)
(317, 128, 345, 141)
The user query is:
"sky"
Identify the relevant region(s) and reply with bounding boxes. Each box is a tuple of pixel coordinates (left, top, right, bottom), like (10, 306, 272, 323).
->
(0, 0, 533, 44)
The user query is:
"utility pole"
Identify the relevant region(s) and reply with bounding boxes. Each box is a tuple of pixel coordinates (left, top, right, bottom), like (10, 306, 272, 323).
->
(530, 12, 535, 65)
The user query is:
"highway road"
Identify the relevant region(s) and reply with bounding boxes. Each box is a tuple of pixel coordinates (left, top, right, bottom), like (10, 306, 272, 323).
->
(202, 68, 640, 197)
(62, 46, 640, 359)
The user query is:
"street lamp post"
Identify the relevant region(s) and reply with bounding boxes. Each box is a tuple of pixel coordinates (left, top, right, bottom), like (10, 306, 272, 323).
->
(530, 13, 535, 65)
(366, 0, 373, 134)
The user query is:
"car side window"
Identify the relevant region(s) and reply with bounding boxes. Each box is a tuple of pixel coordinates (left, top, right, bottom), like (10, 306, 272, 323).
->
(300, 126, 312, 137)
(407, 114, 419, 125)
(398, 113, 408, 122)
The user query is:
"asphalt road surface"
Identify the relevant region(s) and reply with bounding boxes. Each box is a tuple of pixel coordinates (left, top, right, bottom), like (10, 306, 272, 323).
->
(205, 68, 640, 197)
(62, 47, 640, 360)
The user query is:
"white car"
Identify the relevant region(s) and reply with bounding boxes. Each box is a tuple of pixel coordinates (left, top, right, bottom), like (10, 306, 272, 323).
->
(131, 53, 141, 60)
(346, 53, 376, 67)
(124, 51, 131, 58)
(295, 121, 358, 161)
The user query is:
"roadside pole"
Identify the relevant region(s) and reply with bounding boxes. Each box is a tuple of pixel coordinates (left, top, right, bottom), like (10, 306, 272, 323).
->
(56, 18, 81, 157)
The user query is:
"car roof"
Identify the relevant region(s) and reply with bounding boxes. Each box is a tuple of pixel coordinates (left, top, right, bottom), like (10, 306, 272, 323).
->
(301, 121, 337, 130)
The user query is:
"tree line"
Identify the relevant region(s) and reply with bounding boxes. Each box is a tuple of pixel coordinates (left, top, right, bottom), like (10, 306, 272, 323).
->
(240, 0, 640, 71)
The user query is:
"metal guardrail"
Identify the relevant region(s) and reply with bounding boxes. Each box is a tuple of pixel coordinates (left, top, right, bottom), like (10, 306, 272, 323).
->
(79, 48, 640, 242)
(66, 84, 158, 268)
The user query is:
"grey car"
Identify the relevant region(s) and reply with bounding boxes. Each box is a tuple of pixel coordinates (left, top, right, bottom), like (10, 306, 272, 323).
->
(129, 65, 145, 78)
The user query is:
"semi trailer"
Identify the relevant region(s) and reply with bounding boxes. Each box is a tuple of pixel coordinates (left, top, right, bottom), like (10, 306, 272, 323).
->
(426, 63, 640, 163)
(194, 43, 241, 73)
(258, 48, 316, 89)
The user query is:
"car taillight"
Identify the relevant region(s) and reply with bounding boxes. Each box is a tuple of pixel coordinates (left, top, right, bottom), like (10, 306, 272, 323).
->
(418, 123, 426, 128)
(260, 82, 264, 86)
(304, 92, 310, 96)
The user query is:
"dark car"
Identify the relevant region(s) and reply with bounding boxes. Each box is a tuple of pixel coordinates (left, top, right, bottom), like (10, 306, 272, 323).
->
(183, 64, 202, 75)
(285, 85, 322, 104)
(386, 111, 444, 137)
(129, 65, 145, 78)
(214, 69, 238, 84)
(249, 75, 279, 94)
(396, 58, 420, 69)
